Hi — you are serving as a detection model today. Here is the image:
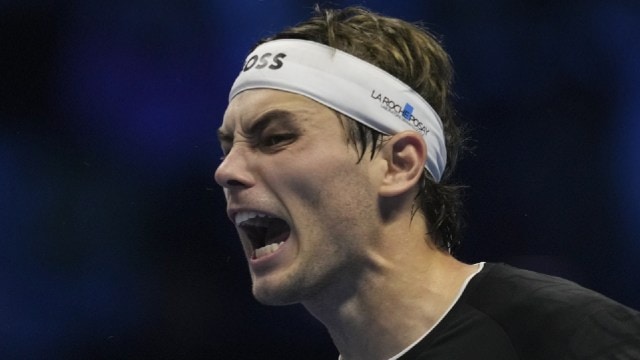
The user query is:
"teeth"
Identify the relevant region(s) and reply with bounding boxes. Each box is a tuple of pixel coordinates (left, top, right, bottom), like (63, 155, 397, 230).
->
(254, 242, 285, 259)
(234, 211, 272, 226)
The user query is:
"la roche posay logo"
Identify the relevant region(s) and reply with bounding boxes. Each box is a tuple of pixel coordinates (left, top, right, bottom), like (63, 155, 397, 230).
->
(370, 90, 429, 135)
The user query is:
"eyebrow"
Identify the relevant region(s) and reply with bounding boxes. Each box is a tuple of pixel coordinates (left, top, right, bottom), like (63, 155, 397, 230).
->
(217, 109, 297, 144)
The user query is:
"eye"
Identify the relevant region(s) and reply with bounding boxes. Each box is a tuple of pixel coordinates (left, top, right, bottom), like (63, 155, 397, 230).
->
(262, 133, 296, 147)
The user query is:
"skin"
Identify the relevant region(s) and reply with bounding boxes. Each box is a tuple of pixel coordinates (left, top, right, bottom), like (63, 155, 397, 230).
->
(215, 89, 478, 360)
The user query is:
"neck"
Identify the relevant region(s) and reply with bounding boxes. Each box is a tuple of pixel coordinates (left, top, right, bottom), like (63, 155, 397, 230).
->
(302, 228, 479, 360)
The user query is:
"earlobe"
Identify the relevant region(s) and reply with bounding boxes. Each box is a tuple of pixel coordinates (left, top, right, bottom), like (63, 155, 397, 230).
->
(378, 131, 427, 197)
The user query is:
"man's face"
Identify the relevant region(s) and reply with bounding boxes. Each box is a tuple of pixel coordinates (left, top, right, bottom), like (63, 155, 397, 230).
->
(215, 89, 383, 305)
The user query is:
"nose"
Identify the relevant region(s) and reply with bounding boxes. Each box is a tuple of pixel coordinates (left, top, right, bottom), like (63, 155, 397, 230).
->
(214, 146, 255, 190)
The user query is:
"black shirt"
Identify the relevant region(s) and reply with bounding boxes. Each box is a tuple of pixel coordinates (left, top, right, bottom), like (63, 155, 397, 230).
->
(400, 263, 640, 359)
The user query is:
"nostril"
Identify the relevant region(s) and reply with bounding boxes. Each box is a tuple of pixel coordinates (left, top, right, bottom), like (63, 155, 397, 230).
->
(226, 179, 245, 187)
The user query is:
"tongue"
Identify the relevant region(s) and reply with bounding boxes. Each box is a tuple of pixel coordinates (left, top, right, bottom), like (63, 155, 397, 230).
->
(264, 218, 290, 245)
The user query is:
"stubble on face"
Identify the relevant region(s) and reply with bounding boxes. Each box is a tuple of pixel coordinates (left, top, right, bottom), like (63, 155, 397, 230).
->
(220, 89, 384, 307)
(250, 142, 383, 304)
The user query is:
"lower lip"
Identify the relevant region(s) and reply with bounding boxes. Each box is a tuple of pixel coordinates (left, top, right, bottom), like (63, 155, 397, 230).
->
(249, 238, 291, 272)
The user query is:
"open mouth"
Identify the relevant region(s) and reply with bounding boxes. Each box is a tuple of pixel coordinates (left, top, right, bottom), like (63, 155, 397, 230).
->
(235, 211, 291, 259)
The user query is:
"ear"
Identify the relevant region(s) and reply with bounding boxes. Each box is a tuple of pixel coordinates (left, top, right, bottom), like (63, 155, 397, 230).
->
(378, 131, 427, 197)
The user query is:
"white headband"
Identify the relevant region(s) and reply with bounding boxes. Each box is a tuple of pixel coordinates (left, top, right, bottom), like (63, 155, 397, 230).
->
(229, 39, 447, 182)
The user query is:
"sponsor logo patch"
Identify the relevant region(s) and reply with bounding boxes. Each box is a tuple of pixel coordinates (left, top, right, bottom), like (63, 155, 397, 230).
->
(242, 52, 287, 72)
(370, 90, 429, 135)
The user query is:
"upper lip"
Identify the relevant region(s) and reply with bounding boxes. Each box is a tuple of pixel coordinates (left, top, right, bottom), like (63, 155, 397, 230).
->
(227, 207, 281, 226)
(234, 210, 279, 227)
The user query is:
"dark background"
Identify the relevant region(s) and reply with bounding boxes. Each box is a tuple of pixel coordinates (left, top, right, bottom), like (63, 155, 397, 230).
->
(1, 0, 639, 359)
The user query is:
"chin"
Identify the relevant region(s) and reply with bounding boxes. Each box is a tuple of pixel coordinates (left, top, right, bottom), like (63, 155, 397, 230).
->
(251, 282, 304, 306)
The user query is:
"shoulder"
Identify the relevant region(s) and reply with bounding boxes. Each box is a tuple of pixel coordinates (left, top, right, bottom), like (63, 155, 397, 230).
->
(466, 263, 637, 317)
(400, 263, 640, 359)
(466, 263, 616, 310)
(462, 263, 640, 359)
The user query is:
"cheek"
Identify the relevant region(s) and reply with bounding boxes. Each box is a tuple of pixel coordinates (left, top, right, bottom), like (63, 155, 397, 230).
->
(268, 145, 352, 201)
(266, 140, 378, 226)
(281, 157, 369, 207)
(282, 161, 378, 233)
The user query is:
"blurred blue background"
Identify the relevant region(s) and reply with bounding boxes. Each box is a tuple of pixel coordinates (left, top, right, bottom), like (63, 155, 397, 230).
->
(1, 0, 638, 358)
